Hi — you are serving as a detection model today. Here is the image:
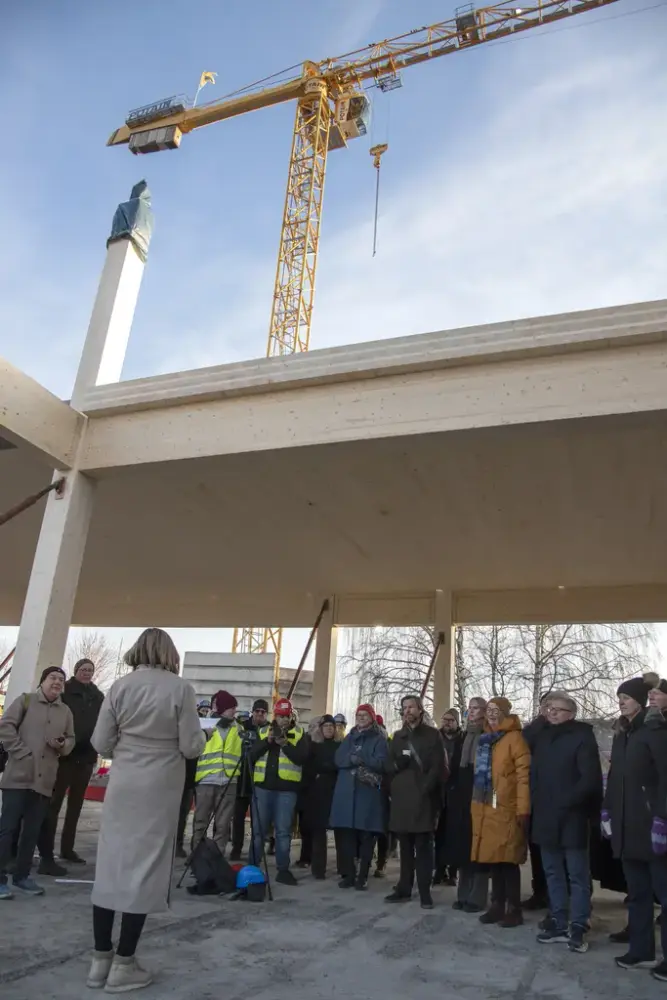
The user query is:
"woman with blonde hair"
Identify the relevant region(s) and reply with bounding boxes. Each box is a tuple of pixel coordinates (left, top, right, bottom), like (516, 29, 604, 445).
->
(470, 696, 531, 928)
(87, 628, 205, 993)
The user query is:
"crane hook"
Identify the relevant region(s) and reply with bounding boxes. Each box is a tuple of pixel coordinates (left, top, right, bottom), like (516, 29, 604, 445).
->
(369, 143, 388, 257)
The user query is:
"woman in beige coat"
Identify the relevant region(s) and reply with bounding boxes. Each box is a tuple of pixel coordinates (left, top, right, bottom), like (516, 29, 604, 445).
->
(88, 629, 205, 994)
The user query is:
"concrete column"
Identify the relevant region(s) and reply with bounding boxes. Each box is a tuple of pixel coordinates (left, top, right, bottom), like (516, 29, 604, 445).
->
(6, 183, 153, 703)
(311, 600, 338, 715)
(70, 179, 153, 408)
(70, 241, 144, 406)
(6, 470, 95, 703)
(432, 589, 455, 719)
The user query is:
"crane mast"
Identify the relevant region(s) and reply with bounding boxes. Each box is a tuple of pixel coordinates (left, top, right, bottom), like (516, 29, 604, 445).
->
(109, 0, 620, 683)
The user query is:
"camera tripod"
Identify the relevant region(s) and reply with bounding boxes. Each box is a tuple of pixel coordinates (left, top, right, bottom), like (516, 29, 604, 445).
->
(177, 734, 273, 900)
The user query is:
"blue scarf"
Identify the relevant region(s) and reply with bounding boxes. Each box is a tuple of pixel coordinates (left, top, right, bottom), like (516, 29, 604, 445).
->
(472, 730, 505, 804)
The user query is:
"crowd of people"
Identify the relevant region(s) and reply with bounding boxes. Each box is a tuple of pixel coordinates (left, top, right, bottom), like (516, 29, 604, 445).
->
(1, 627, 667, 993)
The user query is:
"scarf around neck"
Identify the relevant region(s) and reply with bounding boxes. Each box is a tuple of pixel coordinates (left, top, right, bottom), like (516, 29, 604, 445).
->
(459, 722, 484, 769)
(472, 730, 505, 804)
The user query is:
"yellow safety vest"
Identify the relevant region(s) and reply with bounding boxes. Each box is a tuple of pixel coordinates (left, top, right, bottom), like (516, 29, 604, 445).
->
(195, 724, 243, 784)
(253, 725, 304, 784)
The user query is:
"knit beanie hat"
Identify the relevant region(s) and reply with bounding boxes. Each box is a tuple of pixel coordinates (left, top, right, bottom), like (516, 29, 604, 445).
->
(252, 698, 269, 712)
(334, 713, 347, 725)
(356, 703, 376, 722)
(39, 666, 66, 686)
(213, 690, 238, 714)
(489, 696, 512, 717)
(617, 674, 655, 708)
(320, 714, 336, 727)
(443, 707, 460, 724)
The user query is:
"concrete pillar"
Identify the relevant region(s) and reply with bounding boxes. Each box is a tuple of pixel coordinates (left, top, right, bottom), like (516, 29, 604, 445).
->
(70, 180, 153, 407)
(311, 600, 338, 715)
(6, 183, 153, 703)
(432, 589, 455, 719)
(6, 471, 95, 702)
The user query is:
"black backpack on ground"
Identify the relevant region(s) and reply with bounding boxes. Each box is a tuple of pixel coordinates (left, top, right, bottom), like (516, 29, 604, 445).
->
(186, 837, 237, 896)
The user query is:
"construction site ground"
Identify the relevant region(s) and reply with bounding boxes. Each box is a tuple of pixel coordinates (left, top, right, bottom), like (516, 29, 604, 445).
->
(0, 801, 663, 1000)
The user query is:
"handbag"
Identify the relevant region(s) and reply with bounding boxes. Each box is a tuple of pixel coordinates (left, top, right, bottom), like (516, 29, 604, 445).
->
(354, 765, 383, 790)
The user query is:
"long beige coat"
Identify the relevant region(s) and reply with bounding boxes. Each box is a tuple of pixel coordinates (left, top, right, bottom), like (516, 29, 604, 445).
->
(0, 690, 74, 797)
(91, 667, 205, 914)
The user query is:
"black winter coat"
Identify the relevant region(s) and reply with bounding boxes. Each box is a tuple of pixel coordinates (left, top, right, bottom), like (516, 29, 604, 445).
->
(523, 714, 549, 752)
(387, 723, 446, 834)
(438, 731, 472, 866)
(604, 709, 667, 862)
(62, 678, 105, 764)
(530, 720, 603, 849)
(302, 738, 339, 831)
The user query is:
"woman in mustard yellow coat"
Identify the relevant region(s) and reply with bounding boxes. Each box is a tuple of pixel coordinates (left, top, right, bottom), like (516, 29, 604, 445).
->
(470, 697, 531, 928)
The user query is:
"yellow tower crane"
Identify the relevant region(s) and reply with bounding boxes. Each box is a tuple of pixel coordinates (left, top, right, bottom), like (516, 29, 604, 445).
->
(108, 0, 619, 689)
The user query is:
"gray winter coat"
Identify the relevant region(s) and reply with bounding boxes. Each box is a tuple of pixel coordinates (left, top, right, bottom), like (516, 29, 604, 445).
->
(0, 689, 74, 797)
(91, 667, 205, 914)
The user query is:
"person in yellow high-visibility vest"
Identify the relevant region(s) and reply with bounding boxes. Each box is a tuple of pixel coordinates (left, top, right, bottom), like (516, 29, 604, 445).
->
(192, 690, 242, 857)
(246, 697, 309, 885)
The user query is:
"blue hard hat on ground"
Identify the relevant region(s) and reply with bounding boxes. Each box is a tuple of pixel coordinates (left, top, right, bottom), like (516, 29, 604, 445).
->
(236, 865, 266, 889)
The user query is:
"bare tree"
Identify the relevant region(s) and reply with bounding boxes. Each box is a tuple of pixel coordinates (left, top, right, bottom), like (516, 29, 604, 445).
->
(340, 622, 657, 723)
(340, 626, 437, 716)
(66, 630, 123, 692)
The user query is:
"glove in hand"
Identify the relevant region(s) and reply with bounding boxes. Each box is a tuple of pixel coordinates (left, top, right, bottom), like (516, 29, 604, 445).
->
(652, 816, 667, 856)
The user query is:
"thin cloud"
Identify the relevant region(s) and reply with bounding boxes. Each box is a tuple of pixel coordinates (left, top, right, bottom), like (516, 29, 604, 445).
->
(162, 36, 666, 373)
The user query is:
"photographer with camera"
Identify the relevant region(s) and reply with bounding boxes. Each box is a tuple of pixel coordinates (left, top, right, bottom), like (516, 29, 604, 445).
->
(191, 690, 243, 859)
(230, 698, 268, 860)
(247, 698, 308, 886)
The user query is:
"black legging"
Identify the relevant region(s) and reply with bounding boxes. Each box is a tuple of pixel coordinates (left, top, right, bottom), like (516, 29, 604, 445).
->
(93, 906, 147, 958)
(339, 828, 376, 881)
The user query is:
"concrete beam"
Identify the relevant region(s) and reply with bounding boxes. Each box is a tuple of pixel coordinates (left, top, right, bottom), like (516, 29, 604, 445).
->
(0, 359, 84, 469)
(80, 298, 667, 415)
(455, 584, 667, 625)
(79, 340, 667, 471)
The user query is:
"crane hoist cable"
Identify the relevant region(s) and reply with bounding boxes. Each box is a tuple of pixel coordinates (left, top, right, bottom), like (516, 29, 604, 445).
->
(369, 143, 389, 257)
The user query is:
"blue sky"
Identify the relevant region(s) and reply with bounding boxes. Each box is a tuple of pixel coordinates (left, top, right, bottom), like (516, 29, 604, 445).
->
(1, 0, 666, 692)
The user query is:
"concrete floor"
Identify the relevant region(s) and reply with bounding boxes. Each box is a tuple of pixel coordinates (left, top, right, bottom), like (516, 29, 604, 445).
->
(0, 802, 665, 1000)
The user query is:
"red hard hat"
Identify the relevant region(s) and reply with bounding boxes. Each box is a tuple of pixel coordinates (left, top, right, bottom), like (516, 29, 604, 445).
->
(274, 698, 293, 717)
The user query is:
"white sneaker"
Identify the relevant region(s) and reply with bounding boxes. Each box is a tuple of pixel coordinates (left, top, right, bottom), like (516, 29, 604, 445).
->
(104, 955, 153, 993)
(87, 950, 114, 989)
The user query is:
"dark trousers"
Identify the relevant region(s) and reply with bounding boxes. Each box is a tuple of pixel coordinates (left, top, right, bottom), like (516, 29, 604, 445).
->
(622, 857, 667, 962)
(311, 828, 329, 877)
(298, 813, 313, 864)
(397, 832, 434, 902)
(232, 795, 250, 853)
(176, 785, 194, 850)
(457, 862, 489, 908)
(38, 757, 94, 859)
(490, 862, 521, 910)
(0, 788, 49, 883)
(93, 905, 147, 958)
(529, 840, 547, 896)
(377, 832, 396, 868)
(339, 828, 376, 881)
